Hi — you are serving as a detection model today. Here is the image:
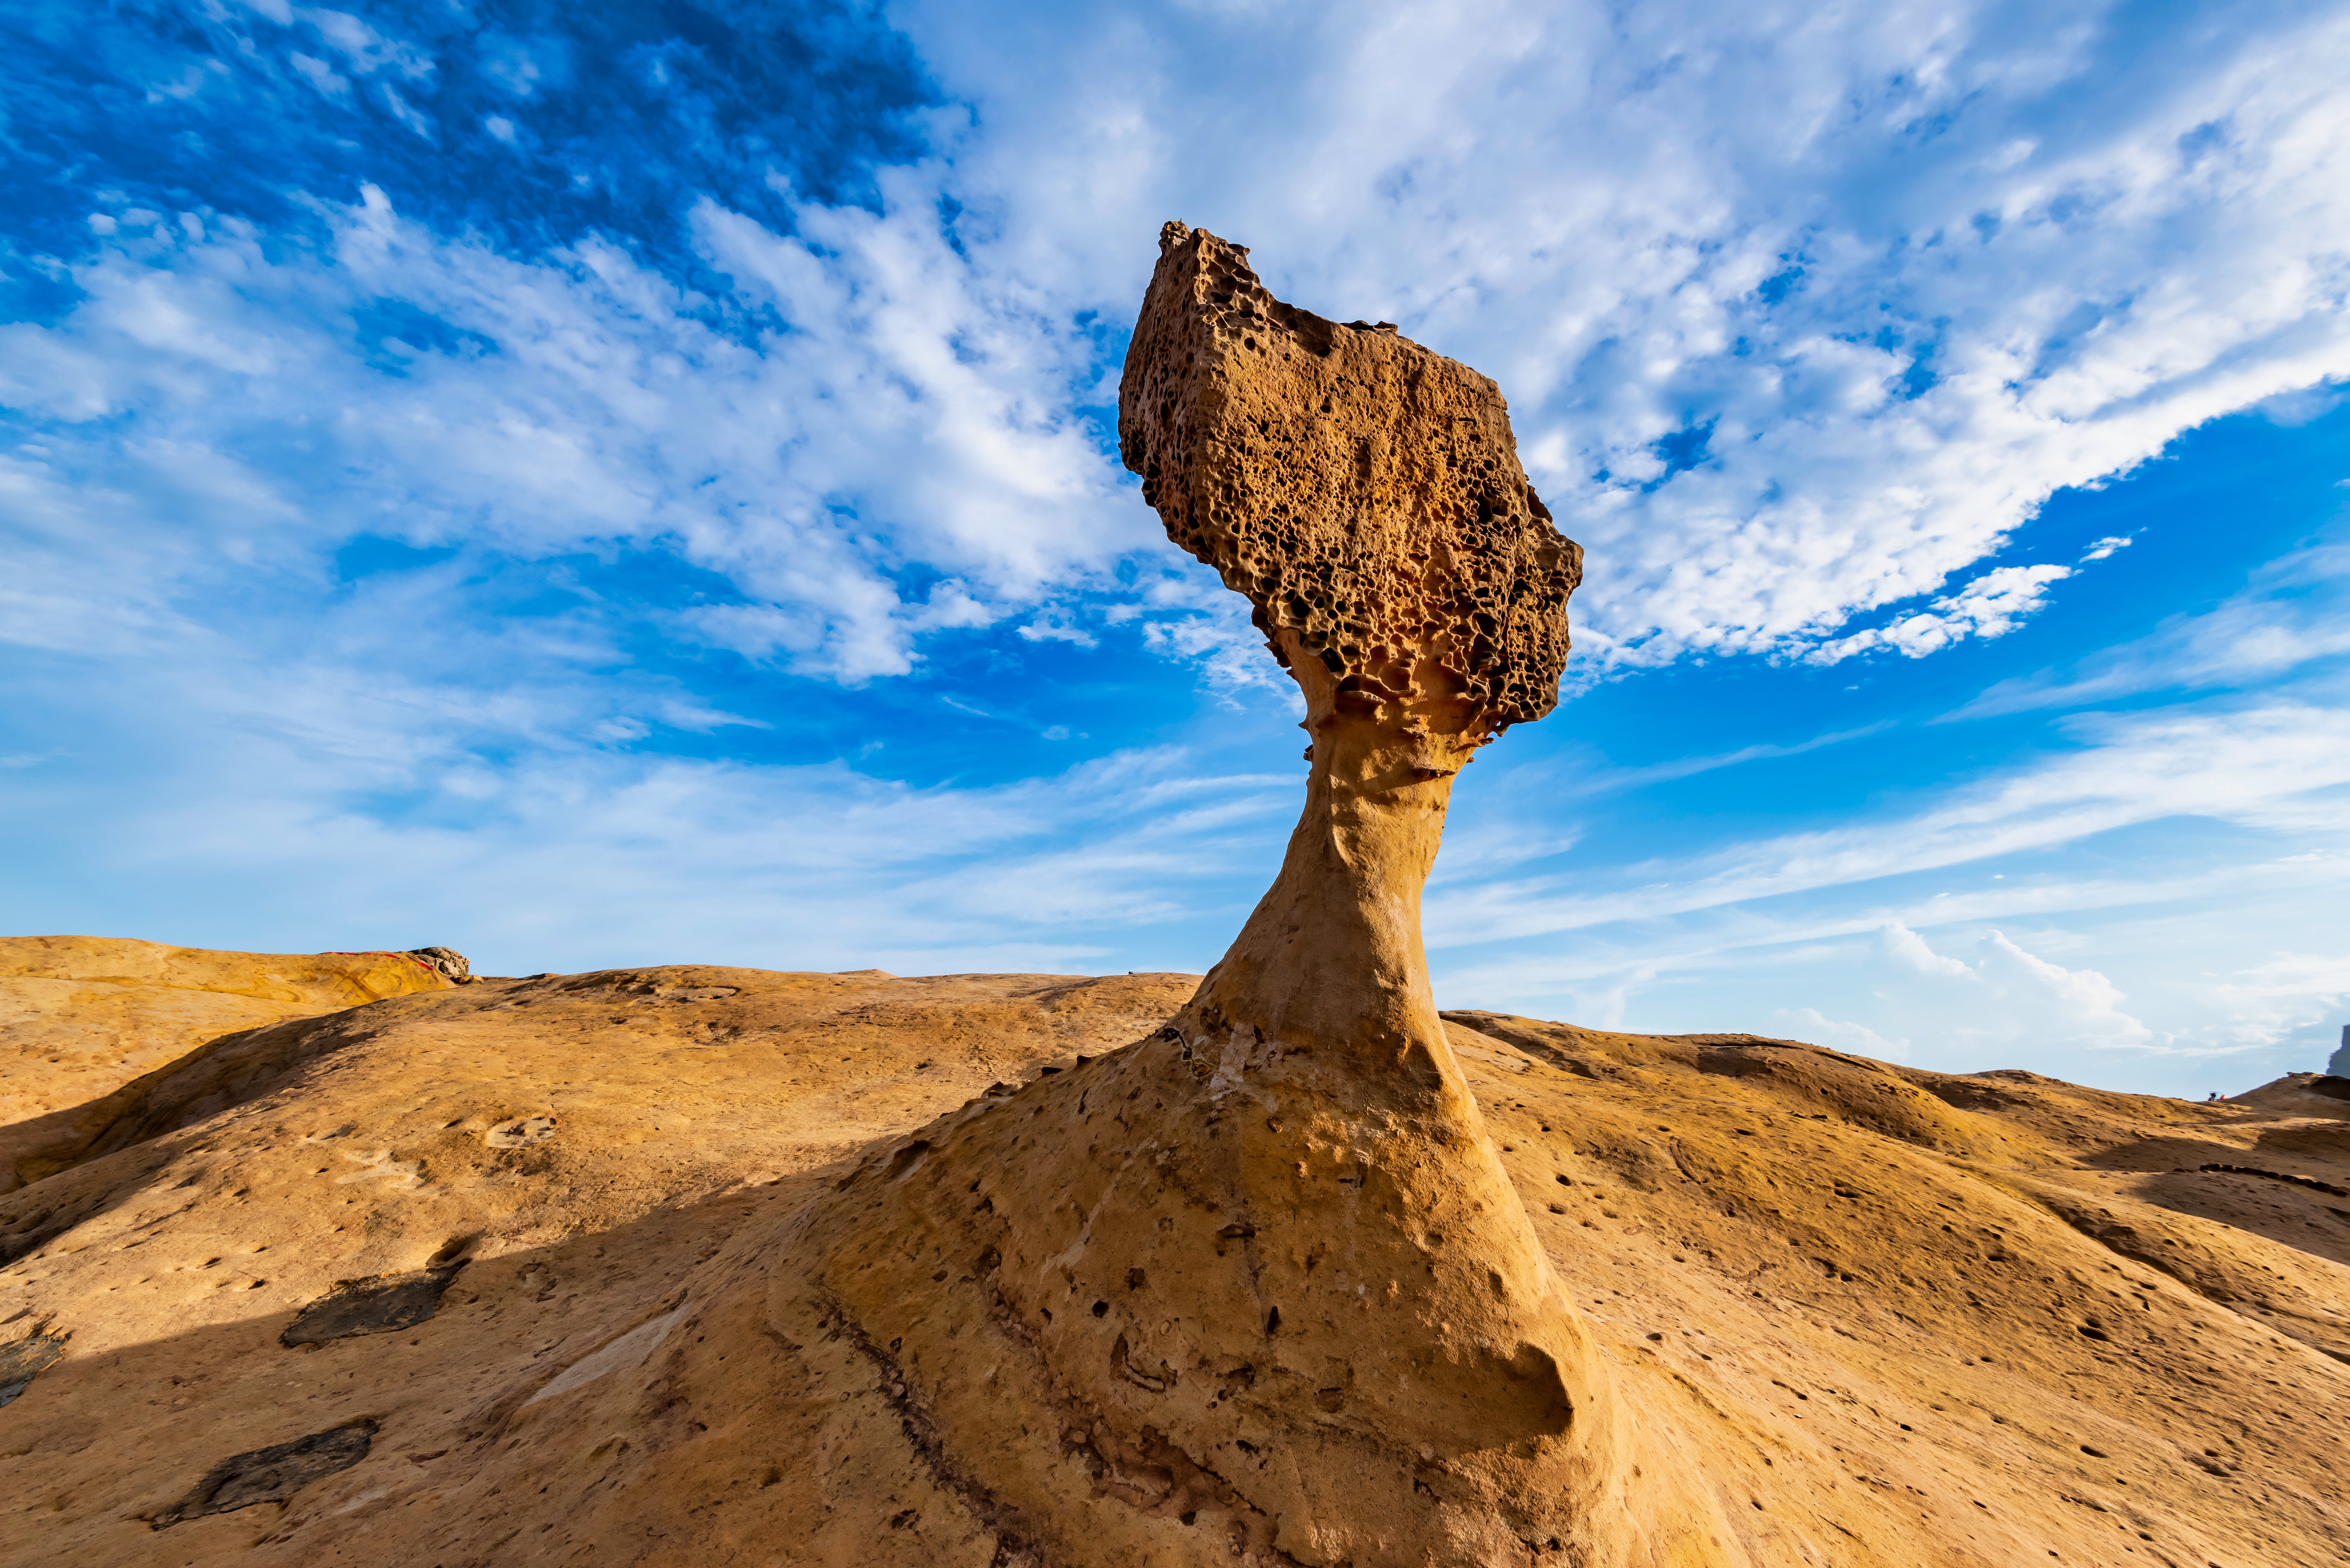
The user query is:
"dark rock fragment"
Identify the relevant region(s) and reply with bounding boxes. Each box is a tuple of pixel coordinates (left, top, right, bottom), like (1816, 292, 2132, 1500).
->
(0, 1328, 66, 1408)
(281, 1265, 464, 1347)
(152, 1420, 377, 1527)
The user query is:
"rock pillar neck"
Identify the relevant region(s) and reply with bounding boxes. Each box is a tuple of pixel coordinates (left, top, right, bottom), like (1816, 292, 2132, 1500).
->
(1176, 644, 1489, 1098)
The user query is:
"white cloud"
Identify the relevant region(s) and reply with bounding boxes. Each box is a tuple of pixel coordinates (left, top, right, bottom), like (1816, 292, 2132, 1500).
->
(475, 31, 559, 98)
(1882, 920, 1971, 978)
(1806, 565, 2075, 663)
(0, 610, 1302, 976)
(2202, 950, 2350, 1050)
(0, 177, 1157, 683)
(1426, 699, 2350, 946)
(14, 2, 2350, 696)
(897, 0, 2350, 669)
(1948, 523, 2350, 718)
(379, 84, 432, 140)
(1975, 929, 2151, 1048)
(1420, 684, 2350, 1090)
(1460, 722, 1896, 810)
(1771, 1006, 1912, 1061)
(287, 52, 349, 100)
(298, 8, 434, 80)
(1861, 923, 2177, 1057)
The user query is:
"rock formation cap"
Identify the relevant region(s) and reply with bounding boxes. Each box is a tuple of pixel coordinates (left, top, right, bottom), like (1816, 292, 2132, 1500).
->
(1119, 221, 1581, 738)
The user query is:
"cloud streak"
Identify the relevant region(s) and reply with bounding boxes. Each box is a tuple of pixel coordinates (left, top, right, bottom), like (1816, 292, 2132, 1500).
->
(1947, 521, 2350, 718)
(1427, 698, 2350, 945)
(902, 0, 2350, 668)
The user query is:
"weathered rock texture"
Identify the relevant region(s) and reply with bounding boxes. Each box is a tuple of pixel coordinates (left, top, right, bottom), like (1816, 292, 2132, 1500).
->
(3, 959, 2347, 1568)
(3, 232, 2344, 1566)
(777, 224, 1659, 1568)
(1120, 222, 1579, 737)
(0, 938, 465, 1195)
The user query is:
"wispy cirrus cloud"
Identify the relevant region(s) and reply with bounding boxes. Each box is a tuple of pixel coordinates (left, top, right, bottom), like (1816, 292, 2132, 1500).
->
(1946, 521, 2350, 719)
(1427, 697, 2350, 946)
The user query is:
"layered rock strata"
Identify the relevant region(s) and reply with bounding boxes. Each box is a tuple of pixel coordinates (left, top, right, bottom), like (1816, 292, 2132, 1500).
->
(779, 225, 1725, 1565)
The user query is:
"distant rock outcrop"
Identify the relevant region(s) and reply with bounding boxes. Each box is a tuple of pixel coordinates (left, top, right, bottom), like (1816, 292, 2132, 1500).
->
(398, 947, 474, 984)
(0, 938, 467, 1195)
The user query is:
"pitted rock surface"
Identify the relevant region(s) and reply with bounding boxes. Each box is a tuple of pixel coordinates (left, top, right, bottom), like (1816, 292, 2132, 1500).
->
(1, 954, 2347, 1566)
(1119, 221, 1580, 736)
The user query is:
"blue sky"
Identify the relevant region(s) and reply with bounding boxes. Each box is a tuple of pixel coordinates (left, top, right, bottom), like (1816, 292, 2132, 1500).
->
(4, 0, 2348, 1096)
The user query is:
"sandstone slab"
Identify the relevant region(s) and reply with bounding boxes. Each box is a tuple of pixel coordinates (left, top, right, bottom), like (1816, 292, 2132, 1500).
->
(0, 961, 2342, 1564)
(0, 937, 463, 1194)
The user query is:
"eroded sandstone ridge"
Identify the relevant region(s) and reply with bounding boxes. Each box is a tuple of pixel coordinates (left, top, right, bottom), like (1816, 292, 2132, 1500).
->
(773, 225, 1724, 1566)
(6, 954, 2350, 1568)
(0, 938, 469, 1195)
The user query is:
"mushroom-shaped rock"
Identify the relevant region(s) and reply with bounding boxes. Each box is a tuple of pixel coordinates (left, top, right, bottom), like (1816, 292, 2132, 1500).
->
(1120, 218, 1581, 742)
(774, 226, 1738, 1566)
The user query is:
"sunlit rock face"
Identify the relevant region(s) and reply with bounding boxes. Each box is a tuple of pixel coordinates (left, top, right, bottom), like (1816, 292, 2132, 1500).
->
(0, 938, 466, 1195)
(781, 224, 1729, 1568)
(1120, 220, 1581, 741)
(12, 227, 2348, 1568)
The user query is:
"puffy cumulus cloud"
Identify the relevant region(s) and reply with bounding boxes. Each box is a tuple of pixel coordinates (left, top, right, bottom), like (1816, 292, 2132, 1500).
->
(0, 178, 1153, 682)
(897, 0, 2350, 669)
(1973, 929, 2152, 1048)
(1882, 920, 1972, 979)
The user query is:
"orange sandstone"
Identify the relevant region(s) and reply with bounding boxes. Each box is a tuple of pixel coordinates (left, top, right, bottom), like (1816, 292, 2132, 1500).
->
(769, 222, 1725, 1564)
